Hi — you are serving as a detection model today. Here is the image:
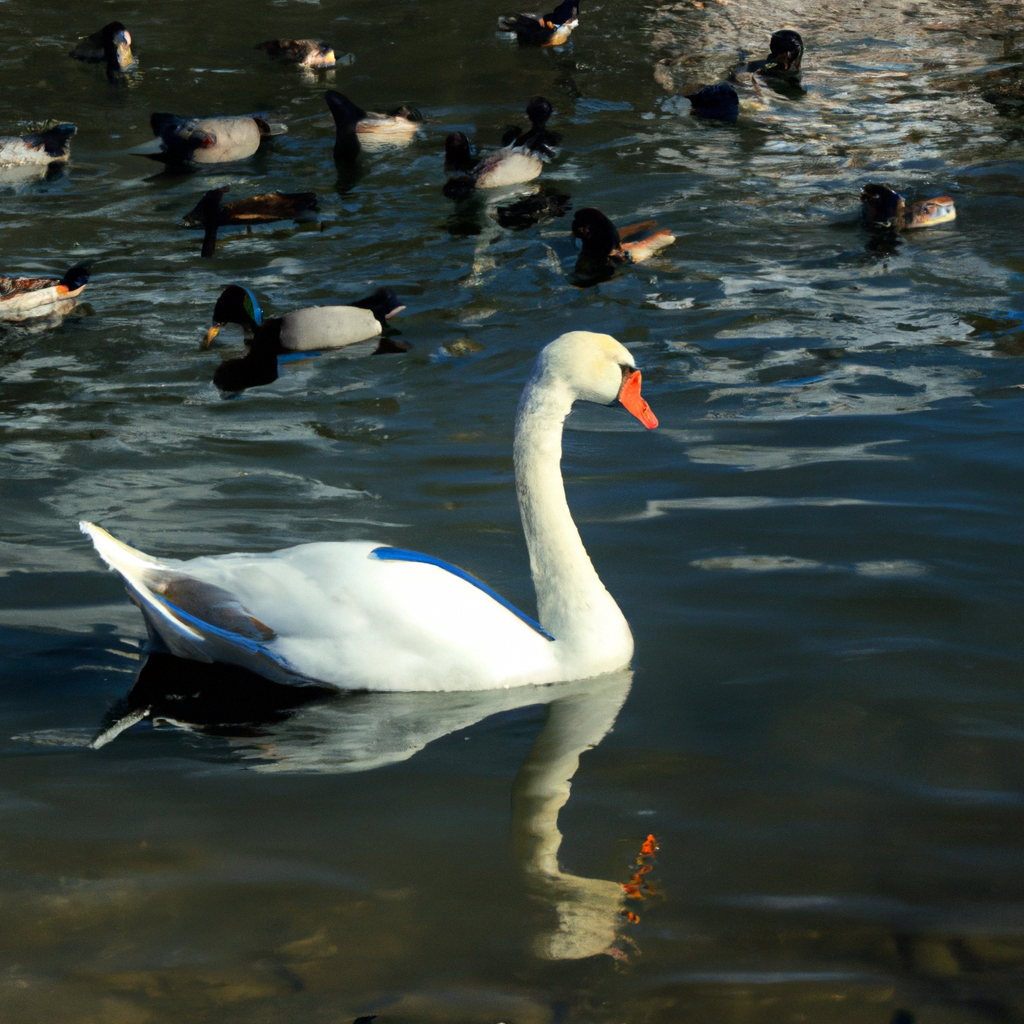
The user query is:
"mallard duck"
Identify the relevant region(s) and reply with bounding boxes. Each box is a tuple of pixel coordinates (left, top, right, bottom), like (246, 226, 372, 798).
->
(255, 39, 337, 67)
(356, 104, 423, 149)
(81, 331, 657, 690)
(571, 208, 675, 285)
(686, 82, 739, 123)
(0, 124, 76, 167)
(860, 184, 957, 230)
(70, 22, 135, 76)
(747, 30, 803, 80)
(183, 186, 319, 257)
(496, 187, 572, 229)
(498, 0, 580, 47)
(133, 113, 279, 167)
(0, 265, 89, 321)
(205, 285, 406, 392)
(500, 96, 561, 160)
(443, 130, 544, 199)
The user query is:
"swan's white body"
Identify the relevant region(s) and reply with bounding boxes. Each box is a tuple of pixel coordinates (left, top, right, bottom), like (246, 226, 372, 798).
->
(82, 331, 657, 692)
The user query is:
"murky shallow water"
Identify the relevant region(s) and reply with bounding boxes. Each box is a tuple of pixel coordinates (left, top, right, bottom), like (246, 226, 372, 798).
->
(3, 0, 1024, 1021)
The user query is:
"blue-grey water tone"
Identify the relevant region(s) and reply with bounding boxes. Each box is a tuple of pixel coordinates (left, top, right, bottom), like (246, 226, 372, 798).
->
(3, 0, 1024, 1020)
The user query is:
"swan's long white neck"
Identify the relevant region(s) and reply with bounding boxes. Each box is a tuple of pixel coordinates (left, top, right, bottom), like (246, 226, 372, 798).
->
(514, 365, 634, 675)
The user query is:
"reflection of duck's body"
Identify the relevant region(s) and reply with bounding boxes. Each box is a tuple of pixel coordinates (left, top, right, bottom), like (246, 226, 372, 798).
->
(860, 183, 957, 231)
(0, 265, 89, 321)
(572, 208, 675, 285)
(496, 187, 572, 229)
(0, 124, 76, 167)
(498, 0, 579, 46)
(256, 39, 337, 67)
(82, 332, 657, 690)
(70, 21, 135, 75)
(183, 186, 319, 257)
(746, 29, 803, 80)
(134, 113, 277, 167)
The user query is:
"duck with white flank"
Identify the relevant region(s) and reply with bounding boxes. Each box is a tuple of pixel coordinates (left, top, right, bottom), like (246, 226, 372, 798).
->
(500, 97, 562, 160)
(183, 186, 319, 258)
(255, 39, 338, 67)
(444, 121, 549, 199)
(498, 0, 579, 47)
(70, 22, 135, 77)
(572, 208, 675, 285)
(133, 112, 282, 168)
(860, 184, 957, 231)
(204, 284, 405, 392)
(0, 266, 89, 322)
(0, 124, 76, 168)
(82, 331, 657, 690)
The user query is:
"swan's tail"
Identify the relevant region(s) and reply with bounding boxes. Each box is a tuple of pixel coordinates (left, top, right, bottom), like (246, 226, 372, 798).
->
(79, 522, 298, 681)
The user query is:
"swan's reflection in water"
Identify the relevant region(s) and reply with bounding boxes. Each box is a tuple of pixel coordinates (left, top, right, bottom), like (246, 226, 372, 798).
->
(97, 653, 634, 959)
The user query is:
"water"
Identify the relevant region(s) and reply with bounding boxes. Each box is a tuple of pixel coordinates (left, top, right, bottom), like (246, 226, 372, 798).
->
(3, 0, 1024, 1020)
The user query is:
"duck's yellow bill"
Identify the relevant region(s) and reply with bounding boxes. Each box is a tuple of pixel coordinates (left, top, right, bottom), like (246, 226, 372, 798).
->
(203, 325, 221, 348)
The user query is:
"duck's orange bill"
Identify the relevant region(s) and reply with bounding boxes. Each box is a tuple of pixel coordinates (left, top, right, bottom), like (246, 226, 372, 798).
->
(203, 325, 221, 348)
(619, 370, 658, 429)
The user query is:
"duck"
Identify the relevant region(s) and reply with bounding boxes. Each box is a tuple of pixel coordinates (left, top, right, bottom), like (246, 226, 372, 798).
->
(70, 21, 135, 76)
(746, 30, 803, 80)
(497, 0, 580, 47)
(356, 104, 423, 148)
(255, 39, 337, 67)
(205, 284, 406, 393)
(0, 123, 76, 167)
(571, 208, 675, 284)
(325, 91, 365, 162)
(685, 82, 739, 123)
(81, 331, 658, 691)
(0, 265, 89, 321)
(500, 96, 562, 160)
(860, 184, 957, 230)
(133, 112, 279, 167)
(182, 186, 319, 258)
(443, 130, 544, 199)
(496, 187, 572, 229)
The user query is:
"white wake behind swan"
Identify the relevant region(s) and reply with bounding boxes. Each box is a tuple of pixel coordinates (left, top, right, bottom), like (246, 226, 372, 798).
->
(81, 331, 658, 691)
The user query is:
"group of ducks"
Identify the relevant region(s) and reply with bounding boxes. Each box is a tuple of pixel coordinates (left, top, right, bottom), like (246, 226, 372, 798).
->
(3, 11, 963, 706)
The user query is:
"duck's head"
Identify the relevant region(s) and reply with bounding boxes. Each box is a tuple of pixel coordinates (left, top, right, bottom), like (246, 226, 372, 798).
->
(102, 22, 134, 72)
(204, 285, 263, 346)
(860, 183, 905, 229)
(444, 132, 476, 173)
(572, 207, 622, 258)
(546, 0, 579, 28)
(308, 42, 337, 67)
(526, 96, 553, 126)
(388, 105, 423, 123)
(537, 332, 658, 428)
(767, 30, 802, 72)
(906, 195, 957, 228)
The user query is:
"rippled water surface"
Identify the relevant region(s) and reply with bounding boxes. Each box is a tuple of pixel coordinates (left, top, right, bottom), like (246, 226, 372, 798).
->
(3, 0, 1024, 1021)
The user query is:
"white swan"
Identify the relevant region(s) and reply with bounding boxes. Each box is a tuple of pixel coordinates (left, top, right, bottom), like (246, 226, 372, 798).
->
(80, 331, 658, 692)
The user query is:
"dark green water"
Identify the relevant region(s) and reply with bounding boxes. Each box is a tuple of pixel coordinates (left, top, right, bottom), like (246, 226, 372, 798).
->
(3, 0, 1024, 1021)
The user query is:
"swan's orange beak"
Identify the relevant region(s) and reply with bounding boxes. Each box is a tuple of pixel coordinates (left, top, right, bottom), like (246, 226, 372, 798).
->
(619, 370, 658, 429)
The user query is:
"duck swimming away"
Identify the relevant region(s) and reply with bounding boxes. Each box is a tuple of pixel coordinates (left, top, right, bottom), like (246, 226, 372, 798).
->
(860, 183, 957, 230)
(0, 265, 89, 321)
(500, 96, 562, 161)
(572, 208, 675, 285)
(256, 39, 337, 67)
(443, 129, 544, 199)
(0, 124, 76, 167)
(82, 331, 657, 691)
(498, 0, 580, 47)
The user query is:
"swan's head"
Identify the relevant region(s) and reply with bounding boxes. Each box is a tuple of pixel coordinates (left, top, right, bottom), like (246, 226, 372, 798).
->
(539, 331, 658, 428)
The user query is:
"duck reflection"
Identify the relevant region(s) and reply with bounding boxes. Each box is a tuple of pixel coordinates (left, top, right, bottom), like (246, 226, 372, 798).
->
(94, 653, 633, 959)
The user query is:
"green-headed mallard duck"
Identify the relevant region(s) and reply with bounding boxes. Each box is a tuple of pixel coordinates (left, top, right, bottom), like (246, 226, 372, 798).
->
(205, 284, 406, 392)
(572, 208, 675, 285)
(443, 128, 545, 199)
(0, 265, 89, 321)
(0, 123, 76, 167)
(183, 186, 319, 257)
(497, 0, 579, 47)
(860, 184, 957, 230)
(133, 113, 281, 167)
(70, 22, 135, 76)
(746, 30, 803, 80)
(256, 39, 337, 67)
